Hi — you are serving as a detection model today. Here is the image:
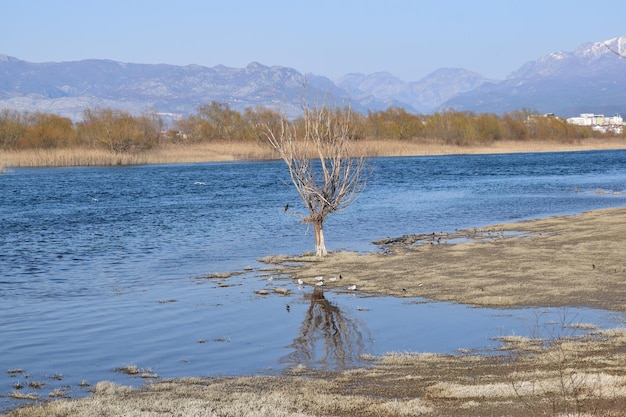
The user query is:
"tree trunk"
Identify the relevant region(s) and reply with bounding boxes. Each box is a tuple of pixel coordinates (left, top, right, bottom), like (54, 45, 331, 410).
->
(313, 220, 328, 257)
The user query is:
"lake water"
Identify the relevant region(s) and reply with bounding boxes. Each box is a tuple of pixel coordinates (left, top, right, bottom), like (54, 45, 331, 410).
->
(1, 150, 626, 410)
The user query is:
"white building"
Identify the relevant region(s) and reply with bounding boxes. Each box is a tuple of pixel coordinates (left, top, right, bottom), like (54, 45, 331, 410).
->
(567, 113, 624, 134)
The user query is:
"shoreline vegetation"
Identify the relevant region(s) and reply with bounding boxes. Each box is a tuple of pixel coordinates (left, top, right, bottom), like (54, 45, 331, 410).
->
(4, 209, 626, 415)
(1, 103, 626, 172)
(1, 137, 626, 171)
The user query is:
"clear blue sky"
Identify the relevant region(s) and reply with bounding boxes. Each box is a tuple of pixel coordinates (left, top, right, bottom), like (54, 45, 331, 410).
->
(2, 0, 624, 81)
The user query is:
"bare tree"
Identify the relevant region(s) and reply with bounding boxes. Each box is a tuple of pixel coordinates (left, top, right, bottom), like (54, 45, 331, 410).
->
(262, 102, 368, 256)
(78, 108, 162, 153)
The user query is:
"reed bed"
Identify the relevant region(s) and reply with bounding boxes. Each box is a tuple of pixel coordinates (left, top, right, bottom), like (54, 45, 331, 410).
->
(1, 138, 625, 169)
(356, 137, 626, 157)
(0, 141, 279, 168)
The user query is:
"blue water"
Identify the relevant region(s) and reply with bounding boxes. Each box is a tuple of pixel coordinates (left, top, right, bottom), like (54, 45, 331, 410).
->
(1, 150, 626, 410)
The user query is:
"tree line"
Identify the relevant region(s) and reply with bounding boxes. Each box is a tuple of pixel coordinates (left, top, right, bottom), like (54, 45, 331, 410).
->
(0, 103, 610, 152)
(0, 108, 163, 152)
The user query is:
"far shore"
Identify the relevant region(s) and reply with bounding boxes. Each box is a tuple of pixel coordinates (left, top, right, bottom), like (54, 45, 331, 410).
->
(1, 137, 626, 169)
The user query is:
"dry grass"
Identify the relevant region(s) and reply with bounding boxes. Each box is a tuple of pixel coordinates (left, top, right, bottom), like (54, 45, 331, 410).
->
(2, 137, 626, 168)
(356, 137, 626, 157)
(265, 207, 626, 311)
(0, 141, 279, 168)
(4, 329, 626, 416)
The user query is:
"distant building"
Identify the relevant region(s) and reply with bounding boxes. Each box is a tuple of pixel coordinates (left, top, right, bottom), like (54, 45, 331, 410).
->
(567, 113, 624, 134)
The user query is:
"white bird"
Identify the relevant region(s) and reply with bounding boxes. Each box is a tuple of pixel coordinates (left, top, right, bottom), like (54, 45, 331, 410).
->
(329, 277, 337, 282)
(315, 281, 324, 286)
(314, 276, 324, 281)
(347, 285, 357, 291)
(297, 279, 304, 285)
(267, 276, 274, 283)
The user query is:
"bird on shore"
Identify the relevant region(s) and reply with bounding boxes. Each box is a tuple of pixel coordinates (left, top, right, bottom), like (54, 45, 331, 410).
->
(316, 281, 324, 286)
(297, 278, 303, 285)
(347, 285, 357, 291)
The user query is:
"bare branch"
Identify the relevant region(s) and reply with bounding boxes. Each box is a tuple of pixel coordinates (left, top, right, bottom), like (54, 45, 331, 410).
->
(260, 99, 369, 256)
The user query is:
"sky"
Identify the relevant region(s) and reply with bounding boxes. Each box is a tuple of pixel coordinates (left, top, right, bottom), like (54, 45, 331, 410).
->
(2, 0, 625, 82)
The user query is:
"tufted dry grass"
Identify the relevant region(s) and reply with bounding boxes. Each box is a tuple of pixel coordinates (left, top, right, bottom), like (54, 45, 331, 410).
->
(268, 207, 626, 311)
(4, 328, 626, 416)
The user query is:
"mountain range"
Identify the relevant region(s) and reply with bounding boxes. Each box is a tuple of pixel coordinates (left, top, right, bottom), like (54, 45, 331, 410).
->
(1, 36, 625, 121)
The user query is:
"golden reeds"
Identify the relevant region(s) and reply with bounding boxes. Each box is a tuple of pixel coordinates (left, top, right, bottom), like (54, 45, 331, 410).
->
(355, 137, 626, 157)
(1, 138, 625, 169)
(0, 142, 279, 168)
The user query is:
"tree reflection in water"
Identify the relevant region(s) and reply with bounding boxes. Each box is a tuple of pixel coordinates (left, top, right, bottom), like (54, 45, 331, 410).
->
(281, 287, 371, 370)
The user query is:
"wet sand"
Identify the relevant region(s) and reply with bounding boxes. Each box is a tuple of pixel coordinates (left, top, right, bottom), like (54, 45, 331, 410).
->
(4, 207, 626, 416)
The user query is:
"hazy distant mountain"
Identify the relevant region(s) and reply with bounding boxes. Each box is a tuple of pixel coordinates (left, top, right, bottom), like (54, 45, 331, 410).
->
(335, 68, 492, 113)
(0, 56, 366, 120)
(441, 36, 626, 117)
(1, 36, 625, 120)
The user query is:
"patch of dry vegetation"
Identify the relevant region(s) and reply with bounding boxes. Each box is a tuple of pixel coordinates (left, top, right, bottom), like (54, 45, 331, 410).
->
(267, 207, 626, 311)
(0, 141, 278, 168)
(357, 137, 626, 158)
(4, 329, 626, 417)
(2, 138, 626, 169)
